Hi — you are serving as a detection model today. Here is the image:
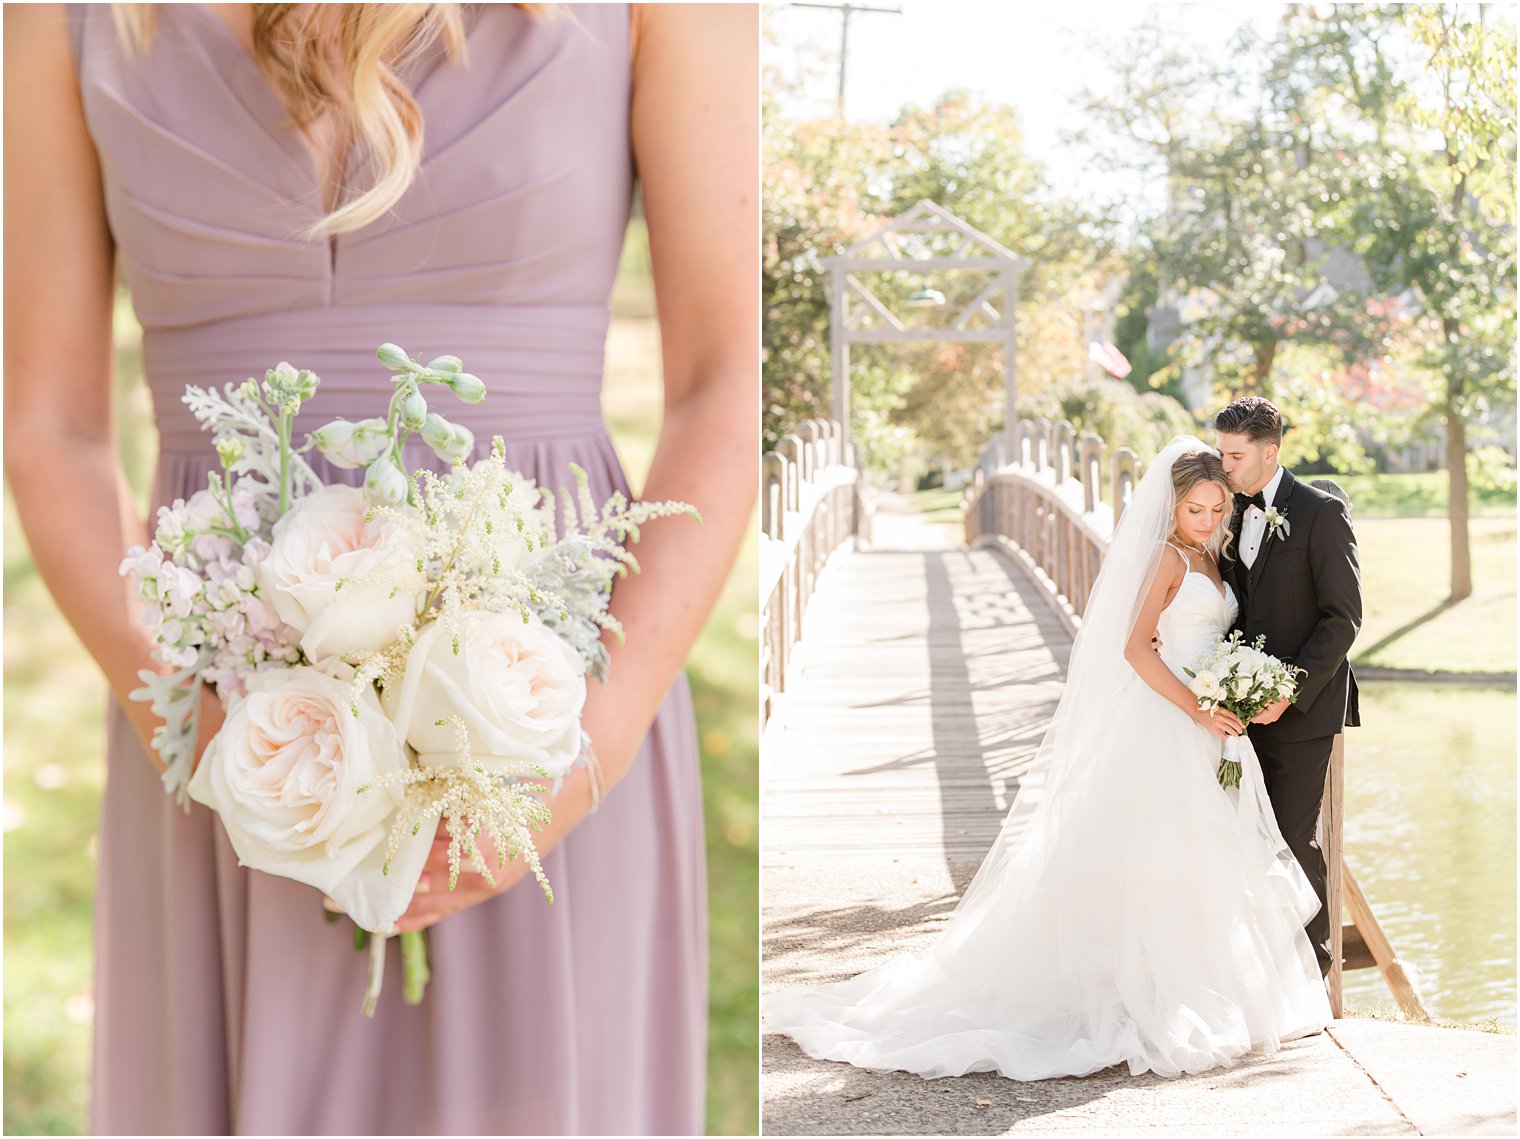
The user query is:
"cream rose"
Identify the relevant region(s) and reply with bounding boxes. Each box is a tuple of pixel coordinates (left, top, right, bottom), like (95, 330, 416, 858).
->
(1188, 669, 1222, 701)
(187, 667, 432, 933)
(259, 484, 425, 663)
(381, 609, 586, 779)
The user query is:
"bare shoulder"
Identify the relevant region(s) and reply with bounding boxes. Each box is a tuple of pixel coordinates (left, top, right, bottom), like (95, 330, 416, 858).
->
(631, 3, 757, 69)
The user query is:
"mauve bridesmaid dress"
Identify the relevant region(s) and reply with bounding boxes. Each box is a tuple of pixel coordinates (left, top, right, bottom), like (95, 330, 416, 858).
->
(67, 5, 707, 1134)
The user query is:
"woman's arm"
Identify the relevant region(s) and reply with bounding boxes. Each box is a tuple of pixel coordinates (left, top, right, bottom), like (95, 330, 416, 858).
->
(397, 3, 758, 930)
(1122, 547, 1243, 739)
(2, 5, 222, 769)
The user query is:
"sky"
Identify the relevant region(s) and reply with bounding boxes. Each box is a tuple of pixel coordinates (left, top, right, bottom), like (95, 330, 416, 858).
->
(766, 1, 1287, 210)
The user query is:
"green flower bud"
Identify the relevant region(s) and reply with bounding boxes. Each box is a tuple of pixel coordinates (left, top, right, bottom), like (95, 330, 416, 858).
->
(376, 343, 412, 372)
(438, 424, 475, 465)
(364, 457, 409, 507)
(401, 388, 428, 431)
(448, 372, 486, 404)
(215, 437, 244, 468)
(310, 419, 359, 452)
(426, 355, 463, 374)
(294, 368, 320, 400)
(267, 362, 300, 389)
(420, 412, 453, 450)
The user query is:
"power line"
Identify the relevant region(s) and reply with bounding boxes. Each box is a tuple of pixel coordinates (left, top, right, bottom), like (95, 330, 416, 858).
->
(791, 2, 903, 118)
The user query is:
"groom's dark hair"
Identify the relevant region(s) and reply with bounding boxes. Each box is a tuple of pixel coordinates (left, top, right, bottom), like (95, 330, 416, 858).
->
(1215, 397, 1283, 444)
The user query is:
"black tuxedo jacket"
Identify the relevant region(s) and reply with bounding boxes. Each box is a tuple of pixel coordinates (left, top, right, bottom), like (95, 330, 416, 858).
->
(1226, 468, 1362, 742)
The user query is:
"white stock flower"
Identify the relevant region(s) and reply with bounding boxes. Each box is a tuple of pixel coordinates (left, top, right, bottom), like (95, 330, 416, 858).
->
(187, 667, 430, 933)
(258, 484, 425, 663)
(381, 609, 586, 780)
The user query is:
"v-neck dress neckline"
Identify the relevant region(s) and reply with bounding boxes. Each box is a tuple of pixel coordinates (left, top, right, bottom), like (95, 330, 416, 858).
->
(186, 3, 477, 272)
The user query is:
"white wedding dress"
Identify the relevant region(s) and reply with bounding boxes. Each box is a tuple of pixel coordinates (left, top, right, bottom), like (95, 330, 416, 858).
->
(765, 438, 1332, 1081)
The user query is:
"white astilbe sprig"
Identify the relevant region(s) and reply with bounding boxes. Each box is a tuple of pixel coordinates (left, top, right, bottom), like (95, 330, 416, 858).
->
(525, 460, 703, 675)
(360, 715, 555, 902)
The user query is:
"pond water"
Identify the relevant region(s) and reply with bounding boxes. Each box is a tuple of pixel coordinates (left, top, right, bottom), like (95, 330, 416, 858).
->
(1340, 681, 1516, 1025)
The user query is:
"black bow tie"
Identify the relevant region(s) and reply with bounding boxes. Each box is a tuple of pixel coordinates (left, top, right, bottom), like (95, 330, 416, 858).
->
(1235, 491, 1266, 511)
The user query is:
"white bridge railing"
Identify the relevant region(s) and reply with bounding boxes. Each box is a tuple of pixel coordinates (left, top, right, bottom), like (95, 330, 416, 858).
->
(760, 419, 870, 734)
(962, 417, 1137, 632)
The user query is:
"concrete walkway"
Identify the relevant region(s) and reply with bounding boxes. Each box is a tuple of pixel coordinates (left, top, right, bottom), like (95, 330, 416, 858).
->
(761, 492, 1516, 1136)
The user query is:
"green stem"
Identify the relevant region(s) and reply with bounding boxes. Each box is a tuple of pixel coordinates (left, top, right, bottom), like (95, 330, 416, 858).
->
(278, 408, 293, 516)
(214, 476, 251, 544)
(386, 381, 417, 507)
(400, 929, 430, 1005)
(419, 479, 493, 615)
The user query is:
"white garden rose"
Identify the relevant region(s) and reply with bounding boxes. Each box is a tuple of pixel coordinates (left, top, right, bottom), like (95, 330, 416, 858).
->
(382, 609, 586, 779)
(1230, 675, 1254, 700)
(1188, 669, 1222, 701)
(259, 484, 425, 663)
(187, 667, 432, 933)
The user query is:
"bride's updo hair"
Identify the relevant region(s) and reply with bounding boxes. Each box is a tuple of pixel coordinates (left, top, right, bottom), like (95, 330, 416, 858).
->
(1168, 449, 1236, 561)
(112, 5, 552, 241)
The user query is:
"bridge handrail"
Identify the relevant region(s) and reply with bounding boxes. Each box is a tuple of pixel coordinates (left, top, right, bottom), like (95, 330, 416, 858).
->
(761, 418, 870, 732)
(963, 417, 1132, 630)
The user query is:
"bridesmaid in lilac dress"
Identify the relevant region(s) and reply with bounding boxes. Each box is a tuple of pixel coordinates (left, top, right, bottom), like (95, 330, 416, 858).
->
(3, 4, 757, 1134)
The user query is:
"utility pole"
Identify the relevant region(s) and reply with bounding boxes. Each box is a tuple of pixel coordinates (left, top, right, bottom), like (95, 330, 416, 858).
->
(791, 1, 902, 118)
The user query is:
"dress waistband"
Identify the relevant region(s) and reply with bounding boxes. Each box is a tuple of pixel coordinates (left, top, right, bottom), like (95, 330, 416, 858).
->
(142, 303, 610, 452)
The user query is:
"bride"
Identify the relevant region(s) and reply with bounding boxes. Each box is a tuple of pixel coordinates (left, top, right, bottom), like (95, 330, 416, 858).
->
(765, 436, 1331, 1080)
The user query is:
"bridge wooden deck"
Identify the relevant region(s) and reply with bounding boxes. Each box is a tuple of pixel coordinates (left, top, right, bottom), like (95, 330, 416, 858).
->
(762, 491, 1076, 1016)
(762, 491, 1072, 873)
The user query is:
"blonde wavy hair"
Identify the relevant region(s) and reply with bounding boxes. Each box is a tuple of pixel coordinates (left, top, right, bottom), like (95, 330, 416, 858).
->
(1169, 450, 1237, 563)
(112, 5, 548, 240)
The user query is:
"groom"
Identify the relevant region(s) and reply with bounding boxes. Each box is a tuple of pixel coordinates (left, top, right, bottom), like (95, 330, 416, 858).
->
(1215, 396, 1362, 979)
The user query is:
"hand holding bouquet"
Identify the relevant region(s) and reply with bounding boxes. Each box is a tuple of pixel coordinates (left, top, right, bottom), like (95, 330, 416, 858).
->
(120, 344, 699, 1013)
(1183, 631, 1304, 789)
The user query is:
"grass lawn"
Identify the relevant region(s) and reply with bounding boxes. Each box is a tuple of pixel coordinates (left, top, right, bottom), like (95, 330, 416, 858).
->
(909, 485, 969, 545)
(3, 220, 759, 1136)
(1331, 471, 1515, 519)
(1352, 516, 1516, 674)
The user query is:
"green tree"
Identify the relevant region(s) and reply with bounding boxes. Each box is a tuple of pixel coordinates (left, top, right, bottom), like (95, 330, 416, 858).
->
(763, 89, 1110, 470)
(1280, 3, 1517, 599)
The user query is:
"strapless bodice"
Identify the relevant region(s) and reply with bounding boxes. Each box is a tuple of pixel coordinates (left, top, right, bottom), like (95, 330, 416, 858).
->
(1157, 572, 1238, 682)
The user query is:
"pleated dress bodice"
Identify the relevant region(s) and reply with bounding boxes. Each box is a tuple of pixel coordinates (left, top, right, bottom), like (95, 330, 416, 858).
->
(73, 2, 631, 459)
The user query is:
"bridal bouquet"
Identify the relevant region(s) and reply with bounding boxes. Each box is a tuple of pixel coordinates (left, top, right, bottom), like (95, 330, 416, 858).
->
(120, 344, 697, 1014)
(1183, 631, 1304, 789)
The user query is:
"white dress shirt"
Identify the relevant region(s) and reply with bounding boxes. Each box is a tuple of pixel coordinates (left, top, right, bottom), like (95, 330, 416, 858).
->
(1238, 464, 1285, 569)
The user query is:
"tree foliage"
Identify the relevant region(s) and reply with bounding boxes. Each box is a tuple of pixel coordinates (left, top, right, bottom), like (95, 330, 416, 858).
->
(762, 89, 1115, 472)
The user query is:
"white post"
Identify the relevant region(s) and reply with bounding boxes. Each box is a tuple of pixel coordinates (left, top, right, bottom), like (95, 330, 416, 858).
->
(830, 265, 851, 463)
(1003, 267, 1019, 461)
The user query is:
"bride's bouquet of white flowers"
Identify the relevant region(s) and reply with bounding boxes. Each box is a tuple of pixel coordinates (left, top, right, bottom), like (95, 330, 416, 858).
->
(120, 344, 698, 1014)
(1183, 631, 1304, 789)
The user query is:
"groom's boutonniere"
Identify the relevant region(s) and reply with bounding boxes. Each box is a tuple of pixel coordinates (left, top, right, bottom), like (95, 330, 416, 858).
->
(1263, 505, 1290, 542)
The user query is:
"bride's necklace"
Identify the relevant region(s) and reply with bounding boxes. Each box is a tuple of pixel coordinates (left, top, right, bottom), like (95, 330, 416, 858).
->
(1175, 540, 1213, 560)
